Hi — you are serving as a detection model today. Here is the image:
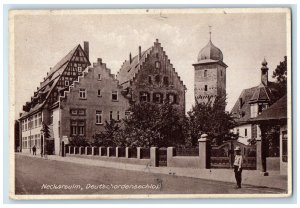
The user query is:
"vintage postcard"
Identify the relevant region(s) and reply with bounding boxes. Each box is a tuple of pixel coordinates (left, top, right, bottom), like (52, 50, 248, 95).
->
(9, 8, 292, 199)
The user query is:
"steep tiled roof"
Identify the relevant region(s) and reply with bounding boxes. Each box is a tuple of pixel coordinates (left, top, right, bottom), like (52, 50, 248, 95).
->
(20, 44, 88, 119)
(251, 95, 287, 122)
(231, 82, 280, 124)
(117, 47, 152, 87)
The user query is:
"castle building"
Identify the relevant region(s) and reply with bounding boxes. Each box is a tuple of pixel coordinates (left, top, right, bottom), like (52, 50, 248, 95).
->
(116, 39, 186, 114)
(193, 32, 227, 105)
(19, 42, 130, 155)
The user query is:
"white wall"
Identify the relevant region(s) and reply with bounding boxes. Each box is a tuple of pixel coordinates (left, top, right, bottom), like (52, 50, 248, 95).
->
(280, 124, 288, 175)
(52, 108, 61, 155)
(233, 124, 252, 145)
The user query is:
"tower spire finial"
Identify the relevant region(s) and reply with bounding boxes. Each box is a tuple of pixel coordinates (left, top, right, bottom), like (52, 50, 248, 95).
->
(209, 25, 212, 41)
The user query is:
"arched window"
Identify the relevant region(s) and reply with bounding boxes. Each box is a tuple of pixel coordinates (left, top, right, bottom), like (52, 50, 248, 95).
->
(153, 93, 163, 104)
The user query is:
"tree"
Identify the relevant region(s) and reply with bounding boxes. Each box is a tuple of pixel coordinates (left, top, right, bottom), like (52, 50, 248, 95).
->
(120, 102, 185, 148)
(185, 96, 238, 146)
(41, 122, 53, 155)
(272, 56, 287, 98)
(41, 122, 50, 139)
(92, 119, 124, 147)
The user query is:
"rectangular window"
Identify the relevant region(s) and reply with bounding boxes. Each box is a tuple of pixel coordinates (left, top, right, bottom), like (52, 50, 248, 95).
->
(204, 70, 207, 77)
(78, 109, 86, 116)
(71, 120, 86, 136)
(237, 128, 240, 136)
(98, 89, 101, 97)
(96, 111, 102, 124)
(38, 112, 42, 126)
(140, 92, 149, 102)
(78, 66, 82, 72)
(282, 131, 288, 162)
(34, 114, 38, 128)
(148, 76, 152, 84)
(79, 88, 87, 99)
(70, 109, 78, 115)
(155, 61, 161, 69)
(125, 111, 131, 119)
(78, 121, 85, 136)
(65, 80, 70, 86)
(112, 91, 118, 101)
(204, 85, 208, 91)
(117, 111, 120, 121)
(98, 74, 102, 80)
(153, 93, 162, 104)
(71, 121, 77, 136)
(50, 111, 53, 125)
(245, 128, 248, 137)
(110, 111, 113, 121)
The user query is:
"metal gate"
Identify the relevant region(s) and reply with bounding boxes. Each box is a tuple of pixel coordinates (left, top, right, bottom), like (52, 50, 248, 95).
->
(210, 141, 256, 169)
(158, 148, 167, 167)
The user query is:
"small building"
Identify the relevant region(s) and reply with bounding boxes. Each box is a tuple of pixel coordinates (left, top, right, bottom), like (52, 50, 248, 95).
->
(230, 59, 281, 145)
(250, 95, 288, 175)
(116, 39, 186, 114)
(19, 42, 130, 155)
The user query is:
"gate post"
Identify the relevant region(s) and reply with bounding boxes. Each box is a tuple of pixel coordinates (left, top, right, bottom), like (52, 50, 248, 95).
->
(85, 146, 88, 155)
(150, 147, 158, 167)
(99, 147, 103, 157)
(167, 147, 174, 167)
(92, 146, 95, 156)
(137, 147, 141, 159)
(107, 147, 111, 157)
(125, 147, 129, 158)
(116, 147, 119, 158)
(198, 134, 210, 169)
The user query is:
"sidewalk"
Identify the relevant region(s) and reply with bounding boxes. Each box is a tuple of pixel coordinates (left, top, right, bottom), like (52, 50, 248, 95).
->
(18, 153, 288, 191)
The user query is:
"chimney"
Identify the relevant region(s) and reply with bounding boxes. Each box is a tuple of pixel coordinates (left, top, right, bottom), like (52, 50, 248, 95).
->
(261, 58, 269, 86)
(97, 58, 102, 65)
(129, 53, 132, 64)
(84, 41, 89, 60)
(138, 46, 141, 60)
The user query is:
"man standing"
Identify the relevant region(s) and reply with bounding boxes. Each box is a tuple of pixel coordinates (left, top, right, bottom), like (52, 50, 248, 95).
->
(233, 146, 243, 189)
(32, 145, 37, 156)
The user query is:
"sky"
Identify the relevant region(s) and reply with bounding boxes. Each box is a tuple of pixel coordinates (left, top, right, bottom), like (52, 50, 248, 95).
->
(13, 9, 288, 118)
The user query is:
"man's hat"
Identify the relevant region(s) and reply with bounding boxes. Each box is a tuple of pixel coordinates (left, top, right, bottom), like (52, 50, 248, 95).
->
(234, 146, 241, 151)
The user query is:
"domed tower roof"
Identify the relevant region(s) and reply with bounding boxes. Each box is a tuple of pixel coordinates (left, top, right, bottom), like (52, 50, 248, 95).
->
(197, 40, 223, 62)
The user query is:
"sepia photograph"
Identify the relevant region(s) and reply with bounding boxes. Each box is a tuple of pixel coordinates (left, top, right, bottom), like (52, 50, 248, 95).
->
(9, 8, 292, 199)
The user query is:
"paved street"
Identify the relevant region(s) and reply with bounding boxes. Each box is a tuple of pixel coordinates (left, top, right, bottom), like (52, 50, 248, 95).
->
(15, 154, 285, 195)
